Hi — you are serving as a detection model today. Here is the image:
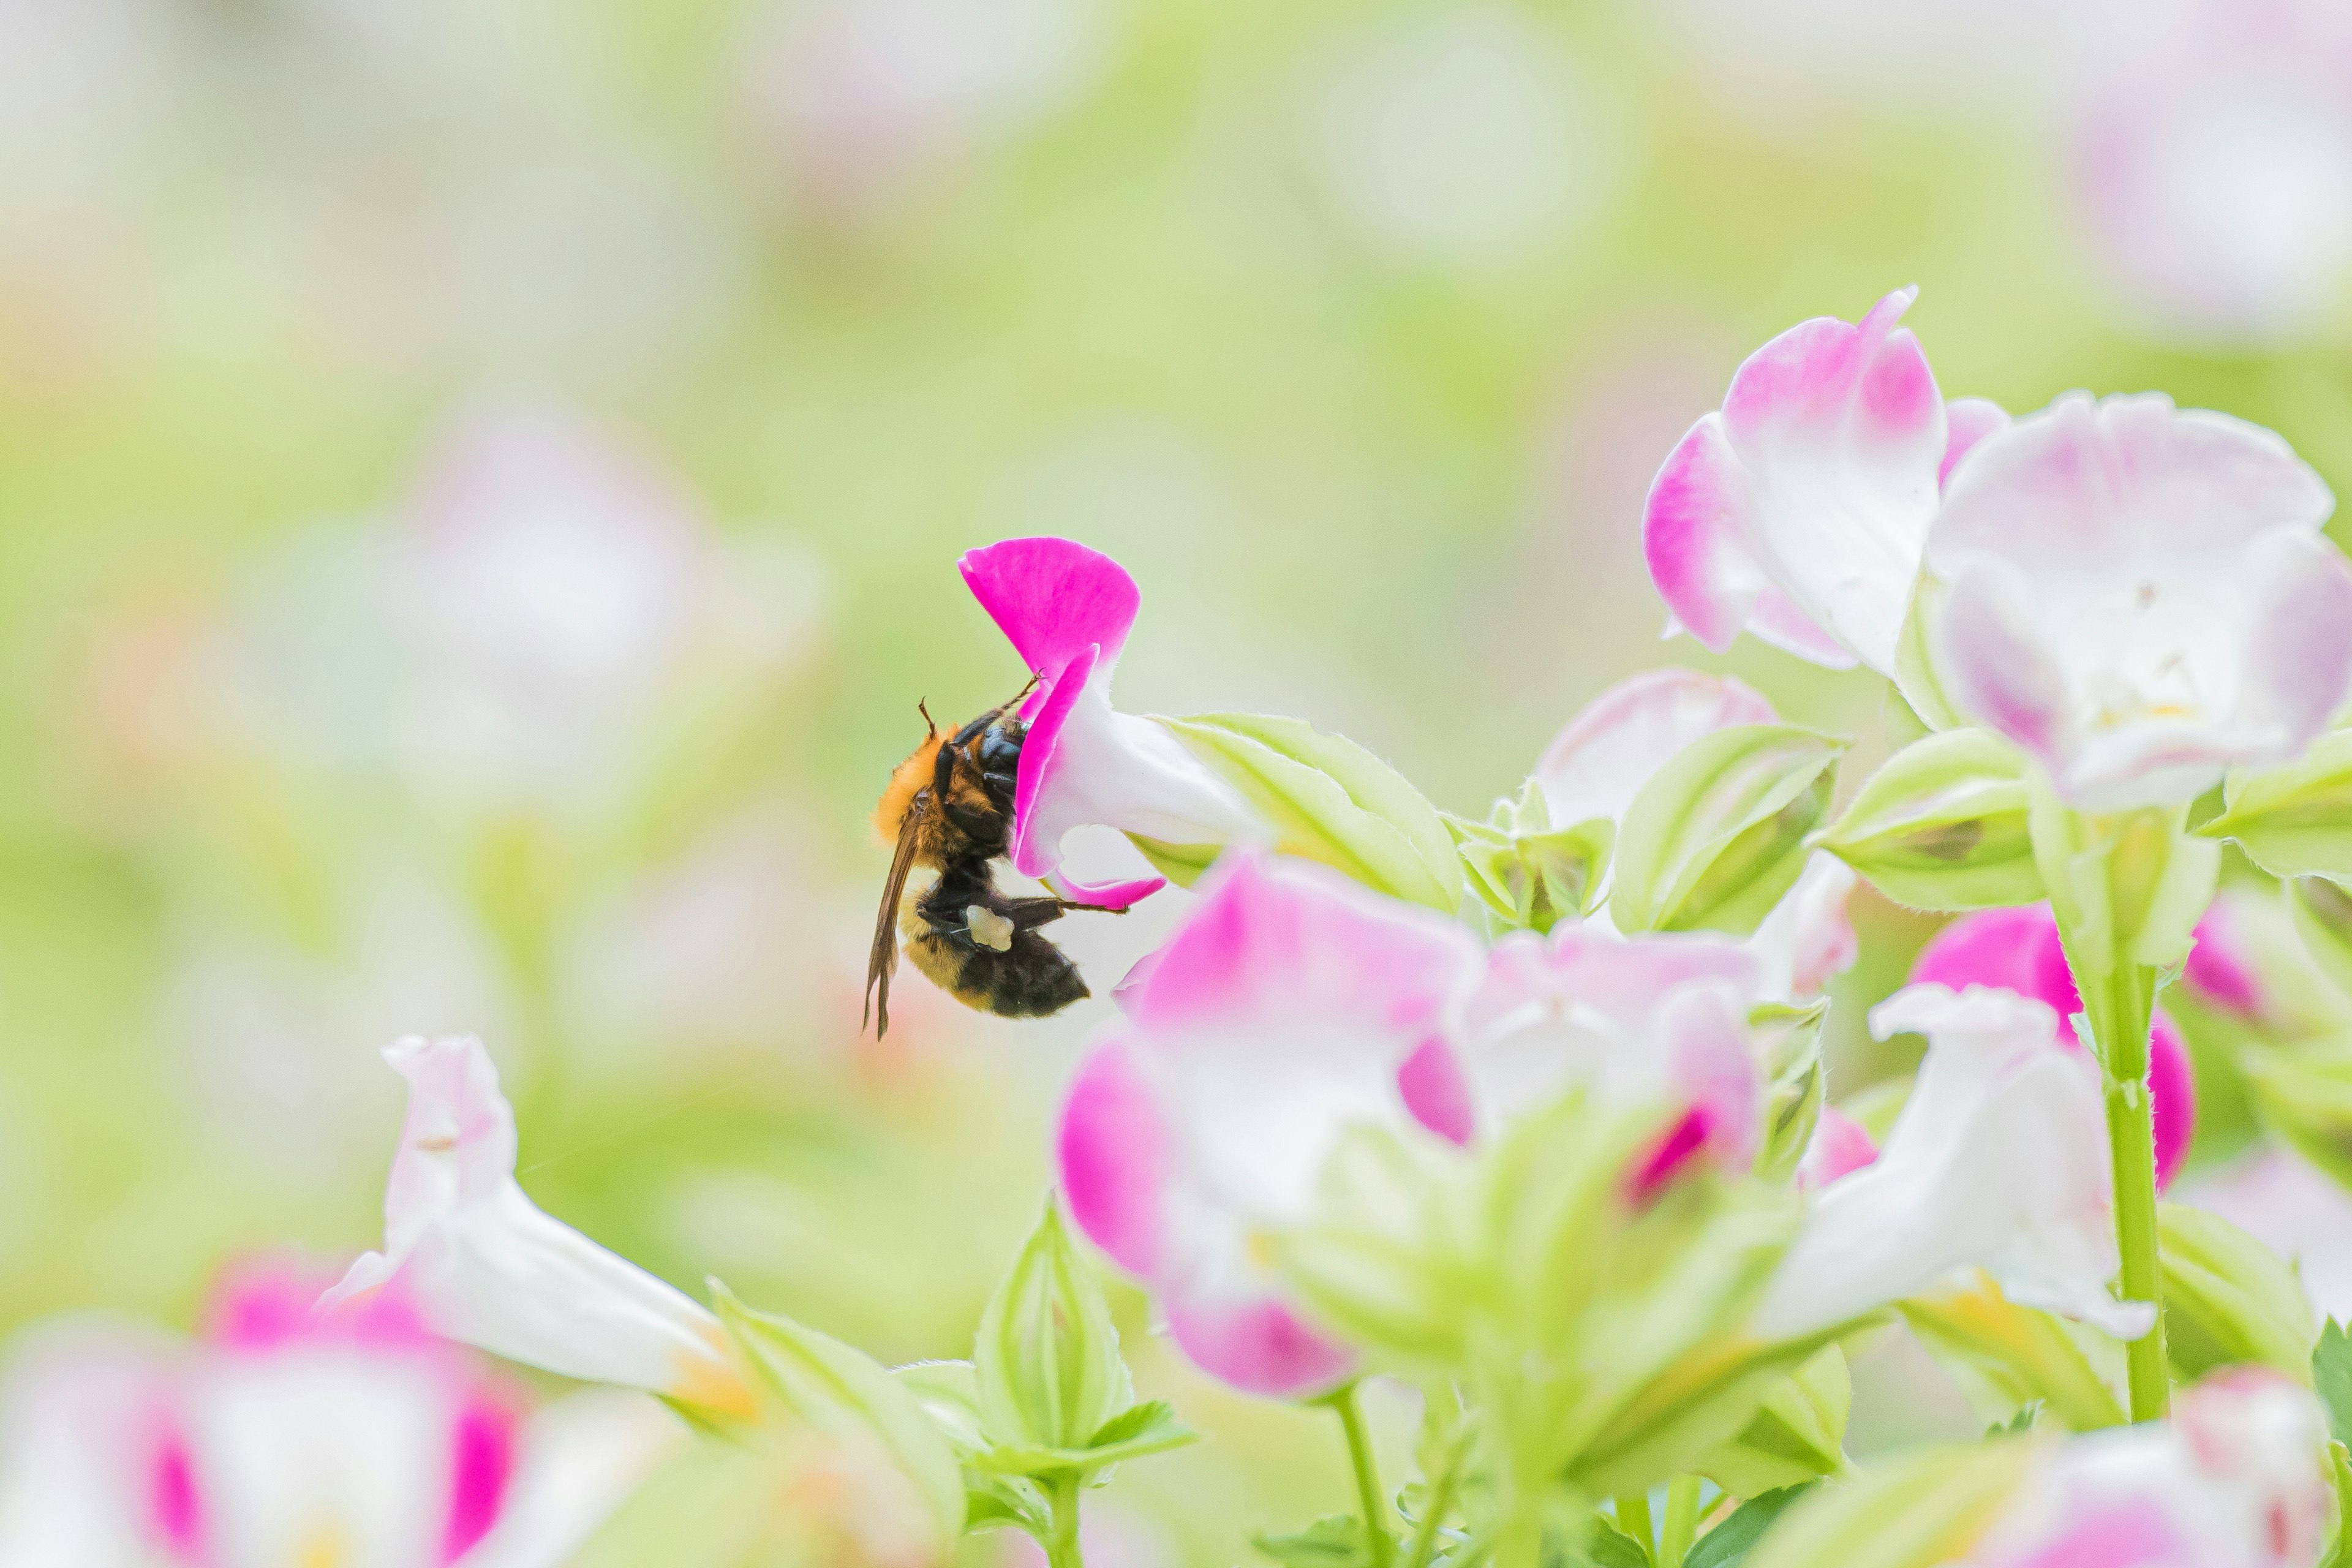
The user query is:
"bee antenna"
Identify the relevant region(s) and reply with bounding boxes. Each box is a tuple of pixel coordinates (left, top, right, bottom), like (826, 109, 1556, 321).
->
(917, 698, 936, 737)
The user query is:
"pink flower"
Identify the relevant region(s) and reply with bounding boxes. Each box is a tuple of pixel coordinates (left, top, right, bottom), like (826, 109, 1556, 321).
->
(1643, 287, 2007, 674)
(1755, 984, 2150, 1343)
(960, 537, 1259, 908)
(1964, 1370, 2330, 1568)
(2074, 0, 2352, 349)
(324, 1036, 756, 1420)
(1910, 905, 2196, 1189)
(1058, 850, 1482, 1398)
(0, 1267, 537, 1567)
(1925, 392, 2352, 810)
(1409, 923, 1767, 1194)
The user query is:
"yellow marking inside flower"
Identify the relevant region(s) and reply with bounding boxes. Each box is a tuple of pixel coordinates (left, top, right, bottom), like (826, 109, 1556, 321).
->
(1246, 1229, 1281, 1272)
(671, 1327, 761, 1421)
(298, 1528, 345, 1568)
(415, 1135, 458, 1152)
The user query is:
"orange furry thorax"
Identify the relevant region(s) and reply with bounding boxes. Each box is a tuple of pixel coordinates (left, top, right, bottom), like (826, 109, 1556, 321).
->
(872, 741, 937, 845)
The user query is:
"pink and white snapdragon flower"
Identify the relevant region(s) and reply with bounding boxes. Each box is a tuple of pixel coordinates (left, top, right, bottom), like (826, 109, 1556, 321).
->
(1060, 849, 1790, 1398)
(0, 1265, 677, 1567)
(1059, 851, 1482, 1398)
(1755, 984, 2149, 1342)
(1531, 666, 1859, 999)
(1909, 904, 2197, 1189)
(1643, 287, 2007, 674)
(325, 1035, 757, 1420)
(1926, 391, 2352, 810)
(960, 536, 1261, 908)
(1964, 1370, 2331, 1568)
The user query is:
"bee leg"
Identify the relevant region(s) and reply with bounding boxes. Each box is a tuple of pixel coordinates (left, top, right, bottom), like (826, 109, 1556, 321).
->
(1000, 897, 1130, 930)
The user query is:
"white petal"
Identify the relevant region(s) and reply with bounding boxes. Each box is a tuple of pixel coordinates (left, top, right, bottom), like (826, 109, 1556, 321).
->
(1744, 851, 1858, 1003)
(326, 1036, 752, 1417)
(1752, 984, 2147, 1341)
(458, 1391, 686, 1568)
(1532, 668, 1776, 830)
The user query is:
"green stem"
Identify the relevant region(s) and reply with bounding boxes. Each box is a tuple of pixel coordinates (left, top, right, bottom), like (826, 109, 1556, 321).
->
(1045, 1472, 1085, 1568)
(1657, 1477, 1702, 1566)
(2100, 962, 2169, 1422)
(1322, 1382, 1395, 1568)
(1401, 1425, 1471, 1568)
(1615, 1493, 1655, 1561)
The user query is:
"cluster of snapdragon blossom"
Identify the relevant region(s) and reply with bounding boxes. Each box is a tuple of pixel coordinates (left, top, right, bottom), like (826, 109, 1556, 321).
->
(34, 287, 2352, 1566)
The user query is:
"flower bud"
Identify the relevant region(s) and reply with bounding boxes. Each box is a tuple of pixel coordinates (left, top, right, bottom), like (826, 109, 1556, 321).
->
(1147, 713, 1463, 913)
(2157, 1203, 2316, 1384)
(974, 1201, 1134, 1457)
(1611, 723, 1848, 935)
(1816, 729, 2042, 912)
(2198, 729, 2352, 881)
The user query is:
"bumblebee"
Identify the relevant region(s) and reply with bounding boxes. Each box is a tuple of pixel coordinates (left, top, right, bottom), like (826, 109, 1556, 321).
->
(864, 684, 1125, 1036)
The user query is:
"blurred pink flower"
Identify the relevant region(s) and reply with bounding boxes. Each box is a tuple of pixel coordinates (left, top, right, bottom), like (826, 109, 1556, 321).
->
(1644, 287, 2005, 674)
(1926, 392, 2352, 810)
(1965, 1370, 2330, 1568)
(1910, 905, 2196, 1189)
(0, 1265, 577, 1567)
(2075, 0, 2352, 348)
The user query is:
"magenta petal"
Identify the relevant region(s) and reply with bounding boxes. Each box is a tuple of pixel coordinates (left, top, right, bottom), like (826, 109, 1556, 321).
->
(1164, 1297, 1356, 1401)
(1058, 1038, 1169, 1278)
(2150, 1011, 2196, 1192)
(146, 1423, 204, 1556)
(2184, 902, 2265, 1020)
(1127, 850, 1478, 1041)
(1627, 1107, 1714, 1205)
(1911, 907, 2067, 1015)
(1044, 870, 1167, 910)
(1798, 1106, 1879, 1190)
(1009, 642, 1098, 877)
(959, 537, 1140, 682)
(1396, 1038, 1474, 1147)
(1939, 397, 2011, 489)
(1721, 286, 1923, 452)
(440, 1396, 518, 1564)
(1642, 414, 1762, 654)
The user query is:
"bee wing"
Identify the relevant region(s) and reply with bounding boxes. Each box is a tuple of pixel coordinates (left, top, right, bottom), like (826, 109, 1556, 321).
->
(865, 792, 927, 1037)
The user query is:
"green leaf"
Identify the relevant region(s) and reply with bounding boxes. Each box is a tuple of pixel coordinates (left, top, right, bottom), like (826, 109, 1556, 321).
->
(892, 1359, 990, 1455)
(1684, 1485, 1818, 1568)
(1814, 728, 2041, 913)
(1155, 712, 1463, 911)
(710, 1283, 966, 1542)
(974, 1200, 1133, 1454)
(2321, 1440, 2352, 1568)
(2315, 1321, 2352, 1449)
(1897, 1276, 2126, 1433)
(1254, 1515, 1397, 1568)
(1613, 725, 1847, 936)
(2199, 731, 2352, 880)
(1986, 1401, 2043, 1437)
(1695, 1346, 1850, 1498)
(1583, 1523, 1654, 1568)
(2158, 1204, 2316, 1382)
(1743, 1442, 2034, 1568)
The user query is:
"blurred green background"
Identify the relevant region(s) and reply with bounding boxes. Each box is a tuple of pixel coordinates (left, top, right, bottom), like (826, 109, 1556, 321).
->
(3, 0, 2348, 1557)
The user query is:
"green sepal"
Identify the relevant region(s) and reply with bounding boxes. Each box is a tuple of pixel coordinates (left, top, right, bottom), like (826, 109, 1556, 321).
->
(1694, 1345, 1852, 1498)
(1752, 1000, 1830, 1185)
(974, 1200, 1133, 1454)
(1896, 1275, 2126, 1433)
(2158, 1202, 2317, 1383)
(1278, 1125, 1472, 1372)
(1612, 725, 1849, 936)
(1892, 575, 1962, 734)
(1743, 1439, 2036, 1568)
(2241, 1039, 2352, 1190)
(1685, 1485, 1818, 1568)
(968, 1400, 1197, 1477)
(709, 1281, 967, 1541)
(1447, 807, 1616, 933)
(892, 1360, 1055, 1536)
(1814, 728, 2041, 913)
(1152, 712, 1462, 911)
(2315, 1321, 2352, 1449)
(2199, 731, 2352, 880)
(2293, 877, 2352, 1005)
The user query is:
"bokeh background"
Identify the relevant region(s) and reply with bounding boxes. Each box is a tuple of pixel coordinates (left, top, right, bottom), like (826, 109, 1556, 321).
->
(4, 0, 2351, 1557)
